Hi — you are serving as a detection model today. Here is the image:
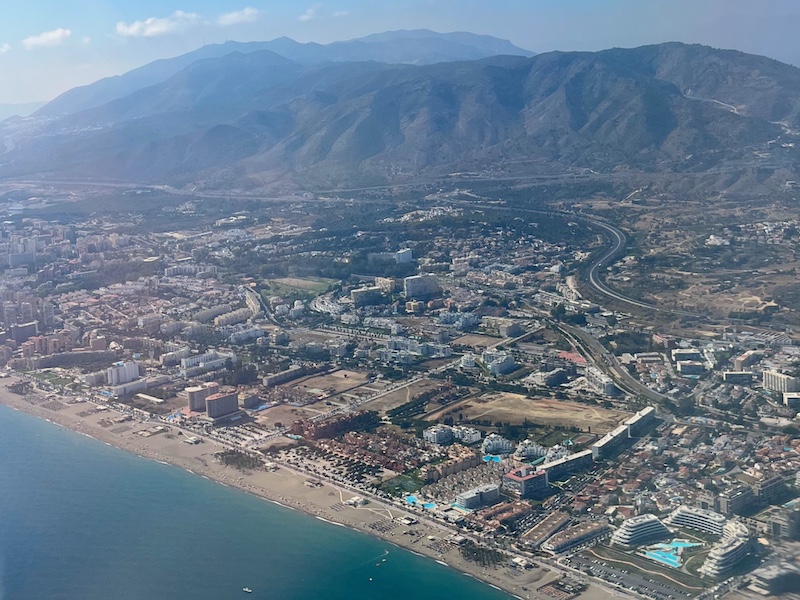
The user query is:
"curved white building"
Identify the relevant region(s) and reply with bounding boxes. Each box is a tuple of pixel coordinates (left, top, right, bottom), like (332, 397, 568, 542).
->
(665, 505, 726, 537)
(481, 433, 514, 455)
(514, 439, 547, 460)
(611, 514, 671, 548)
(700, 521, 750, 579)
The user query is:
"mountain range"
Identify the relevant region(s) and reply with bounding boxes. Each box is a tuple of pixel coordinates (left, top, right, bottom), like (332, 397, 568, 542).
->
(0, 102, 46, 123)
(2, 31, 800, 191)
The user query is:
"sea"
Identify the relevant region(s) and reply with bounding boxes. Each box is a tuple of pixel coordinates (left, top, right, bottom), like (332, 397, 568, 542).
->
(0, 404, 511, 600)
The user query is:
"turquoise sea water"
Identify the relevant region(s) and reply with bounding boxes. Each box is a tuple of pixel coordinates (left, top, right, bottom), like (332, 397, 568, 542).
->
(0, 405, 510, 600)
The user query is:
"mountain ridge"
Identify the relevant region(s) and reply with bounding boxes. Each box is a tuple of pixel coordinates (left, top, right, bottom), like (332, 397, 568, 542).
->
(3, 41, 799, 192)
(35, 30, 535, 118)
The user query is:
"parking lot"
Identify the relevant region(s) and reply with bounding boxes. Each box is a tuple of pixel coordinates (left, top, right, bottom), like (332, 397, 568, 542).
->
(565, 554, 699, 600)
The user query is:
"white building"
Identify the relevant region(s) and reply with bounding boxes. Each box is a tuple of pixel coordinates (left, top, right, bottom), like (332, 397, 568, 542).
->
(481, 433, 514, 455)
(454, 484, 501, 510)
(214, 308, 252, 327)
(180, 350, 236, 378)
(611, 514, 670, 547)
(460, 353, 476, 369)
(699, 521, 750, 579)
(423, 424, 454, 445)
(186, 382, 220, 412)
(106, 361, 140, 386)
(395, 248, 413, 263)
(481, 350, 516, 375)
(514, 439, 548, 460)
(586, 367, 617, 396)
(403, 274, 440, 300)
(763, 370, 800, 393)
(452, 426, 482, 444)
(665, 505, 726, 537)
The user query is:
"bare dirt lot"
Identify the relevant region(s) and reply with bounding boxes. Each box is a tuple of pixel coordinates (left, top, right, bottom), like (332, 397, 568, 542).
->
(286, 369, 370, 396)
(453, 333, 501, 350)
(253, 403, 325, 428)
(441, 393, 629, 433)
(360, 378, 445, 414)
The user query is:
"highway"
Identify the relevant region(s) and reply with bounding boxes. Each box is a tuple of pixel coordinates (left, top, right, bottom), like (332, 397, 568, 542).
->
(581, 218, 699, 318)
(451, 200, 701, 318)
(555, 322, 671, 406)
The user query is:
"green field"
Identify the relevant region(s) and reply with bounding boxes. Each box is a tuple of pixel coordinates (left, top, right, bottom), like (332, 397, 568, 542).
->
(262, 277, 338, 300)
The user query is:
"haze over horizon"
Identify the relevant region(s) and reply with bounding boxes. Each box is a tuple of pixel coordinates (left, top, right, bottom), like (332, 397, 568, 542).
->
(4, 0, 800, 105)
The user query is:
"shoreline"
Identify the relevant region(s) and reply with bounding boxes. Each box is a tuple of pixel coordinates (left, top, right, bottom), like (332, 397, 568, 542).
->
(0, 381, 614, 600)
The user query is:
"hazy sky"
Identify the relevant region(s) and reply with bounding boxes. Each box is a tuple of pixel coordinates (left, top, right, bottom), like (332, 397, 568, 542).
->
(4, 0, 800, 104)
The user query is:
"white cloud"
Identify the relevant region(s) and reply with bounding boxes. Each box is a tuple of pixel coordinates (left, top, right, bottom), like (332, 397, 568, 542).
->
(82, 36, 91, 45)
(333, 10, 349, 18)
(115, 11, 201, 38)
(217, 7, 260, 26)
(22, 28, 72, 50)
(298, 5, 319, 22)
(0, 43, 10, 54)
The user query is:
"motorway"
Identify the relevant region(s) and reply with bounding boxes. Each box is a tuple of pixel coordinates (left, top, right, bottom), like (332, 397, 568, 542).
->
(555, 322, 671, 405)
(451, 200, 701, 319)
(580, 219, 699, 318)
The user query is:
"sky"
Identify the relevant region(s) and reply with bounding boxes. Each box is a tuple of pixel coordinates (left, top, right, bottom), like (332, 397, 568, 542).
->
(4, 0, 800, 104)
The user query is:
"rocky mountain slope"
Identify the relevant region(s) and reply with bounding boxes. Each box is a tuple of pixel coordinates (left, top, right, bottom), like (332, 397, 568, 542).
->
(2, 41, 799, 190)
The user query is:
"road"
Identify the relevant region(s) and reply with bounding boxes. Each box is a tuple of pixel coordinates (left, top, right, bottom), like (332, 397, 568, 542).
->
(555, 322, 671, 405)
(581, 218, 699, 318)
(448, 201, 702, 318)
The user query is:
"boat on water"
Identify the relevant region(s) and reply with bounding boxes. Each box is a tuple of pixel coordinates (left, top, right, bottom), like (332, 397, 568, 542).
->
(242, 587, 252, 593)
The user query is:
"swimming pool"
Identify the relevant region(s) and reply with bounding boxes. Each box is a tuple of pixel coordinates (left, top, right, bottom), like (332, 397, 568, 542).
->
(642, 539, 702, 569)
(651, 540, 701, 550)
(405, 496, 436, 510)
(644, 550, 681, 569)
(483, 455, 502, 463)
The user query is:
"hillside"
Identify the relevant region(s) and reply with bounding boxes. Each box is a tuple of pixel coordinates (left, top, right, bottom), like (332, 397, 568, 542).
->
(2, 42, 800, 190)
(36, 30, 534, 118)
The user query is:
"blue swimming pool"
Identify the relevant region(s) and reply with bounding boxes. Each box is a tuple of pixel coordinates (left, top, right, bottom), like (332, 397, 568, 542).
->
(405, 496, 436, 510)
(483, 455, 502, 463)
(642, 539, 702, 569)
(651, 540, 700, 550)
(644, 551, 681, 569)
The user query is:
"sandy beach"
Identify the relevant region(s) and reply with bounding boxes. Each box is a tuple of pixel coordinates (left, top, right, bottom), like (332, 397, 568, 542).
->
(0, 379, 619, 600)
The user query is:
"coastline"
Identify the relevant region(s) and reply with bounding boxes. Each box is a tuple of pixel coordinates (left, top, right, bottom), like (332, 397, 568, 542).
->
(0, 380, 613, 600)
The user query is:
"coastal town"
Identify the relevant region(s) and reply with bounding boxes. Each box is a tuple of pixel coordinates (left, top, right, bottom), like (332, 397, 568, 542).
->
(0, 185, 799, 600)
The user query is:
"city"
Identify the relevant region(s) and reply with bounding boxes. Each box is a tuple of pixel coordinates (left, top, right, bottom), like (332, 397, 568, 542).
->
(0, 183, 798, 600)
